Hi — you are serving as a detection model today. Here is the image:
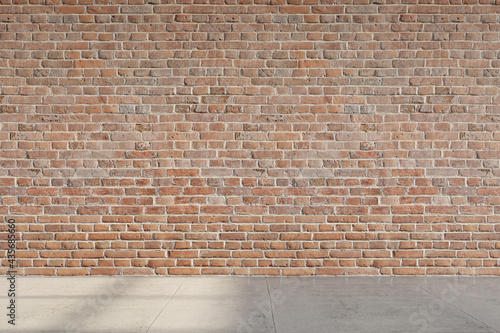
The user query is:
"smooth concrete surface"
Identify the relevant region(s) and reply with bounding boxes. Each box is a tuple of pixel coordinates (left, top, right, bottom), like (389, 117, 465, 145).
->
(0, 276, 498, 333)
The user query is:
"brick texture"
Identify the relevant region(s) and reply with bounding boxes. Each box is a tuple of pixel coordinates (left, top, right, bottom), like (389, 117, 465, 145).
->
(1, 1, 500, 276)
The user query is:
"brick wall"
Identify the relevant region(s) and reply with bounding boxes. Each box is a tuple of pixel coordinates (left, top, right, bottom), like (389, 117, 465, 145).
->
(1, 1, 500, 276)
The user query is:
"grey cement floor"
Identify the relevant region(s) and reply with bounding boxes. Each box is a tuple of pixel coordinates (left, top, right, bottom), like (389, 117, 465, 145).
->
(0, 276, 498, 333)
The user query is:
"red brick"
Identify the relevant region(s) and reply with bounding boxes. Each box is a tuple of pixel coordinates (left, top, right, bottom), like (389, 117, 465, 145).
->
(393, 268, 426, 275)
(90, 268, 122, 275)
(57, 268, 89, 276)
(168, 268, 201, 275)
(72, 250, 104, 259)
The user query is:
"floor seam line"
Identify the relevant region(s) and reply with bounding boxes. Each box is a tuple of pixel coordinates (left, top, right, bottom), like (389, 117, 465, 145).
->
(265, 277, 278, 333)
(409, 279, 500, 333)
(145, 277, 187, 333)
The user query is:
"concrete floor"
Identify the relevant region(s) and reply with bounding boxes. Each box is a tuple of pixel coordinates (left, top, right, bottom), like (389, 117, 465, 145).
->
(0, 277, 499, 333)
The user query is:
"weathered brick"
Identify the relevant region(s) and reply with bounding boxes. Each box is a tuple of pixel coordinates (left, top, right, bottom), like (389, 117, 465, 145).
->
(1, 2, 497, 277)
